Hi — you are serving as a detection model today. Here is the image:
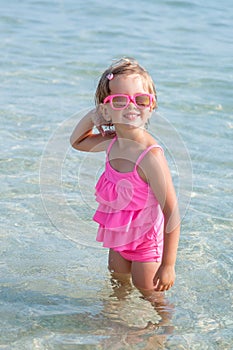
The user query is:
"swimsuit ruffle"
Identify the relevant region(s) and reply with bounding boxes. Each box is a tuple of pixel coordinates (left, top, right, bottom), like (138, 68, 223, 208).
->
(93, 170, 164, 249)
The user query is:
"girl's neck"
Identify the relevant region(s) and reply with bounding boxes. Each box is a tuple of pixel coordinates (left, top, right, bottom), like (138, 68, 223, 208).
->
(115, 124, 146, 138)
(114, 127, 148, 148)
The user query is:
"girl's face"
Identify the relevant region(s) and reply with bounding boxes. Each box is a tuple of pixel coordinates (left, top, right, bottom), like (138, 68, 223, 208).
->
(102, 74, 153, 130)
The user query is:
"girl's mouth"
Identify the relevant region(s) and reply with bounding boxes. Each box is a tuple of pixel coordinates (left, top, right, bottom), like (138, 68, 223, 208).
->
(123, 113, 140, 121)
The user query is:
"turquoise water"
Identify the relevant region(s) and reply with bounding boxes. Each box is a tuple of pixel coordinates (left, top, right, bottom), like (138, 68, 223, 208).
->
(1, 0, 232, 348)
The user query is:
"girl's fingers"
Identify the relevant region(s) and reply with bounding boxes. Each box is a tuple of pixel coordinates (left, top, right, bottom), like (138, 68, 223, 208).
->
(96, 125, 105, 136)
(154, 281, 172, 292)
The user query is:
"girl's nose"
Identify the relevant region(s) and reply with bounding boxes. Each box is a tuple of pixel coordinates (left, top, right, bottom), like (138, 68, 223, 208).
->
(128, 96, 136, 109)
(127, 102, 135, 110)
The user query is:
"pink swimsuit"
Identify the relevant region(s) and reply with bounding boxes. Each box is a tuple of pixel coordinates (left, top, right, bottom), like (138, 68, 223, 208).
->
(93, 137, 164, 262)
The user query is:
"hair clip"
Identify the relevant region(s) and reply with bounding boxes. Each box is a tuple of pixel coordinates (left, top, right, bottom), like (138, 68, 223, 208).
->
(106, 73, 114, 80)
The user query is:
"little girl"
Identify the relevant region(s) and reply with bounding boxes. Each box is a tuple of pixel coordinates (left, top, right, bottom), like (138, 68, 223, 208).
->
(70, 57, 180, 296)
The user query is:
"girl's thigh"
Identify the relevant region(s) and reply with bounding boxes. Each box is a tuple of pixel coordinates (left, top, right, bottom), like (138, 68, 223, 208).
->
(108, 249, 131, 274)
(131, 261, 161, 291)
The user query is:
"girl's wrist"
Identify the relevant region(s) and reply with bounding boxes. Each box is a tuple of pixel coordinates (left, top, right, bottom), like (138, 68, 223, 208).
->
(161, 260, 176, 268)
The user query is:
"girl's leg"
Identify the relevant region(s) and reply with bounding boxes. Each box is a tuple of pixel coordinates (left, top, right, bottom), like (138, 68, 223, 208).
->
(131, 261, 160, 291)
(108, 248, 132, 274)
(108, 249, 132, 299)
(131, 261, 173, 325)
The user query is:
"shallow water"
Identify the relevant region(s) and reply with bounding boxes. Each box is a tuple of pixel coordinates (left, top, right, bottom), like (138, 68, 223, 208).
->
(1, 0, 233, 349)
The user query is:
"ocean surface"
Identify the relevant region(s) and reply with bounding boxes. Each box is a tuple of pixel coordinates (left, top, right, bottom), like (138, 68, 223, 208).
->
(1, 0, 232, 349)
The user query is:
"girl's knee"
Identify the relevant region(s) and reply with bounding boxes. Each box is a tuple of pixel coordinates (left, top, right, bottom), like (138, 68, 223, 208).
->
(110, 271, 131, 285)
(132, 276, 154, 292)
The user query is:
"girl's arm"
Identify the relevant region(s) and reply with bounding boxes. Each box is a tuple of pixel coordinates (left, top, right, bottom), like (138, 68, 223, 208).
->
(70, 108, 115, 152)
(143, 148, 180, 291)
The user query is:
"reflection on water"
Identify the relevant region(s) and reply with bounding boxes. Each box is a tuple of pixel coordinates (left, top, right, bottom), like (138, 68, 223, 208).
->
(0, 275, 174, 349)
(98, 277, 174, 349)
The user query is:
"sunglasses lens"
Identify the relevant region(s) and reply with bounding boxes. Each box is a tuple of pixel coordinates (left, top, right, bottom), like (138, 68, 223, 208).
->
(135, 94, 151, 108)
(112, 96, 128, 109)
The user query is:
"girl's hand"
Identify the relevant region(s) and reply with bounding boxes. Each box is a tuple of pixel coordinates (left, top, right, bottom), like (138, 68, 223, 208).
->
(91, 106, 114, 137)
(153, 265, 176, 292)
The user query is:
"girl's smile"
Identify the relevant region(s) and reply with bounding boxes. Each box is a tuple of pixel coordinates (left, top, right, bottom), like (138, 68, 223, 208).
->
(123, 111, 140, 121)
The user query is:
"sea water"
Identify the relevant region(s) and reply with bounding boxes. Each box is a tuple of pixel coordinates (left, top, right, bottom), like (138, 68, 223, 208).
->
(1, 0, 232, 348)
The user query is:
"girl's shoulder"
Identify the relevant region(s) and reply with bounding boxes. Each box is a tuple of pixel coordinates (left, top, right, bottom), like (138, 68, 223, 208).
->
(132, 131, 163, 165)
(139, 135, 165, 167)
(144, 133, 163, 154)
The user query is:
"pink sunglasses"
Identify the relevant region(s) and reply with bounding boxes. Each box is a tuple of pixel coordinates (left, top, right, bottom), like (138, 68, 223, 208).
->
(103, 93, 154, 110)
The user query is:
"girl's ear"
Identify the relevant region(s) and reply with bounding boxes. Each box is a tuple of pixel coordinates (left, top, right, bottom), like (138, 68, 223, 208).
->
(149, 104, 154, 113)
(150, 99, 157, 111)
(149, 104, 157, 112)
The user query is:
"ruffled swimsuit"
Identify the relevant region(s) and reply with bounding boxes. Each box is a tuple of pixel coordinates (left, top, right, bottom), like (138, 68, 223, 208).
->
(93, 137, 164, 262)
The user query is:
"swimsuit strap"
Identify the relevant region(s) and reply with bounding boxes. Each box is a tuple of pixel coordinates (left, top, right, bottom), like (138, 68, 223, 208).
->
(106, 136, 117, 156)
(134, 144, 163, 169)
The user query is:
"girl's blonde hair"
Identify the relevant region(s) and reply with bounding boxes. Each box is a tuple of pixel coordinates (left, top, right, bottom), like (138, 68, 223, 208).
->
(95, 57, 157, 109)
